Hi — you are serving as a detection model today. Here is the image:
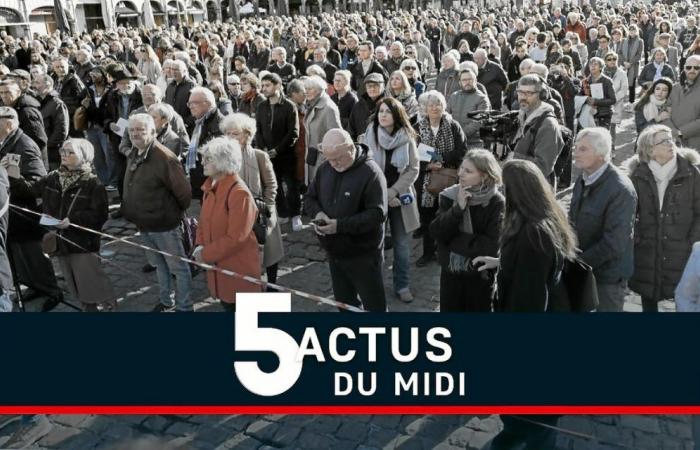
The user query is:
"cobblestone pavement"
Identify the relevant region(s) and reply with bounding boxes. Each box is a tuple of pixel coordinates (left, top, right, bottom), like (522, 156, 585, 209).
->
(2, 112, 690, 448)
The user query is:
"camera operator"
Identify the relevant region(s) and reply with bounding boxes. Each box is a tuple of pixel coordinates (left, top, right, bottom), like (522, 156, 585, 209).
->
(548, 57, 581, 131)
(447, 69, 490, 149)
(511, 74, 564, 185)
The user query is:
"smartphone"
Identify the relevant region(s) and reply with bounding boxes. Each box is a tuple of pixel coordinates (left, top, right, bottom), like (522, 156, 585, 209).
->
(311, 219, 328, 227)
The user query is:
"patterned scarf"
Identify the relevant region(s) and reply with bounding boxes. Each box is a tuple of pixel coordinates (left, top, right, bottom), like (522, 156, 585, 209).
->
(418, 116, 454, 208)
(58, 165, 91, 192)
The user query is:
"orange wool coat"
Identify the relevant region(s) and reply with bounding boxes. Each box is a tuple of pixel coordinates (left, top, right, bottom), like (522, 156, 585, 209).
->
(197, 174, 262, 303)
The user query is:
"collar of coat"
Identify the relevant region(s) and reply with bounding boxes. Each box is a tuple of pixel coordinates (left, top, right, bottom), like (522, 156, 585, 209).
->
(201, 172, 241, 196)
(622, 148, 700, 181)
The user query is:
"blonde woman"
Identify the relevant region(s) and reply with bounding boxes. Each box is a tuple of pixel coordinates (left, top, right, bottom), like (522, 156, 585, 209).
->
(386, 70, 419, 120)
(220, 113, 284, 290)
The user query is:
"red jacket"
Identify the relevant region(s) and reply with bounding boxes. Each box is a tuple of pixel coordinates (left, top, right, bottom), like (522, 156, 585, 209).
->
(197, 174, 261, 302)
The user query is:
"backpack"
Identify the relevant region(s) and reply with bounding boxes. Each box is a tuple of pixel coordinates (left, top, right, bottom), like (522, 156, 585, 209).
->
(523, 111, 574, 188)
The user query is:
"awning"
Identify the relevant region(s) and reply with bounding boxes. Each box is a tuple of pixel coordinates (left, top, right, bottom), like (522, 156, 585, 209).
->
(115, 2, 139, 16)
(0, 8, 22, 25)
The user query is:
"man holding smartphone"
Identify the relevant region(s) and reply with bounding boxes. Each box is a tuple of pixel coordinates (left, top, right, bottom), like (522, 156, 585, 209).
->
(304, 128, 388, 312)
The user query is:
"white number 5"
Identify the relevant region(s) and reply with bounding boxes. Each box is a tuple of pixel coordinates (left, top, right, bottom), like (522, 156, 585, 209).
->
(234, 293, 303, 396)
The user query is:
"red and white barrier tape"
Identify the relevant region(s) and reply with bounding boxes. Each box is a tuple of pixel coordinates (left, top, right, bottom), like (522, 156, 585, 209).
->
(9, 203, 365, 313)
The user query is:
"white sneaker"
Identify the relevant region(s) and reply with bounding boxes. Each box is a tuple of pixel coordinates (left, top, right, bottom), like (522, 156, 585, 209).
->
(291, 215, 303, 231)
(278, 216, 290, 224)
(5, 415, 53, 448)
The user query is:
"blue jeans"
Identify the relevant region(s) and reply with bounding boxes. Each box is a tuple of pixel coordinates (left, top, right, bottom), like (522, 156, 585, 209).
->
(388, 206, 411, 293)
(0, 291, 12, 312)
(87, 127, 113, 186)
(141, 227, 193, 311)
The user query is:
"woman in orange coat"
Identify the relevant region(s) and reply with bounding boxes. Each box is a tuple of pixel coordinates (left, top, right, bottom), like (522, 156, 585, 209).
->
(194, 136, 262, 312)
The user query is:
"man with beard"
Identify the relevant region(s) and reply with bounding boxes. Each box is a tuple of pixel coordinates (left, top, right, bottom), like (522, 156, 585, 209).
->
(106, 68, 142, 201)
(511, 74, 564, 184)
(447, 69, 490, 148)
(670, 55, 700, 151)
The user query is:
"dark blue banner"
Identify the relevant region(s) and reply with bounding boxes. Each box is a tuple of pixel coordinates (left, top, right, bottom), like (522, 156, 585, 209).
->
(1, 300, 699, 407)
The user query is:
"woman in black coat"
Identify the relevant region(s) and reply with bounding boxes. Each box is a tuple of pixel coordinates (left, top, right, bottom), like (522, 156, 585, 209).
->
(8, 138, 114, 311)
(430, 149, 504, 312)
(473, 159, 577, 449)
(624, 125, 700, 311)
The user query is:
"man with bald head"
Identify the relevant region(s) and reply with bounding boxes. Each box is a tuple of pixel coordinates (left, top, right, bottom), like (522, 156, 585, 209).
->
(670, 55, 700, 151)
(304, 128, 388, 312)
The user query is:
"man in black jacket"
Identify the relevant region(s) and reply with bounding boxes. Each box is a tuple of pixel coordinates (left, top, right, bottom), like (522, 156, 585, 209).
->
(32, 74, 69, 170)
(350, 41, 388, 97)
(304, 128, 388, 312)
(165, 60, 197, 135)
(256, 73, 301, 228)
(0, 107, 62, 311)
(184, 87, 223, 200)
(0, 79, 48, 167)
(311, 47, 338, 84)
(267, 47, 296, 86)
(474, 49, 508, 111)
(52, 58, 87, 137)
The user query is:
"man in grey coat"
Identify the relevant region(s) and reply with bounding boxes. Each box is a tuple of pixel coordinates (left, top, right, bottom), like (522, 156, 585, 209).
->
(447, 68, 490, 148)
(511, 74, 564, 185)
(619, 25, 645, 104)
(568, 128, 637, 312)
(670, 56, 700, 151)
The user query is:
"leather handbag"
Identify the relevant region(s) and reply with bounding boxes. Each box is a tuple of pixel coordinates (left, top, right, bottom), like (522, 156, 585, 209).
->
(42, 187, 83, 257)
(73, 106, 88, 131)
(426, 167, 459, 195)
(561, 257, 599, 312)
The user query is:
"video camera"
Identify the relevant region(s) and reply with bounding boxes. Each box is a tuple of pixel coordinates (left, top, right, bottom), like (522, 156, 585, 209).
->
(466, 110, 519, 160)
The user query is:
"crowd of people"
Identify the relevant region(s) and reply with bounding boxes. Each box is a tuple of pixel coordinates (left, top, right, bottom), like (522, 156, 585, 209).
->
(0, 1, 694, 315)
(0, 0, 699, 447)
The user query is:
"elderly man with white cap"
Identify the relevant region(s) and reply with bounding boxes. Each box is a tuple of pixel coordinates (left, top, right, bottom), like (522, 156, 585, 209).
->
(304, 128, 388, 312)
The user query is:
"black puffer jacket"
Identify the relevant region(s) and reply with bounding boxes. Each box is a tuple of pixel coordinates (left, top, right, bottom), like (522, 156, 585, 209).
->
(2, 129, 47, 242)
(54, 71, 87, 124)
(14, 93, 47, 162)
(304, 145, 388, 258)
(11, 170, 108, 254)
(39, 91, 69, 166)
(625, 149, 700, 300)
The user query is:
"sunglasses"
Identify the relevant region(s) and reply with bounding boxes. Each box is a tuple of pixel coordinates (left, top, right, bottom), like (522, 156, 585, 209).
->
(403, 67, 416, 70)
(686, 65, 700, 71)
(606, 57, 617, 61)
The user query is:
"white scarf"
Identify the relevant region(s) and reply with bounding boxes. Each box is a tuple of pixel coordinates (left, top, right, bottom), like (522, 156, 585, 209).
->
(648, 156, 678, 209)
(643, 95, 667, 122)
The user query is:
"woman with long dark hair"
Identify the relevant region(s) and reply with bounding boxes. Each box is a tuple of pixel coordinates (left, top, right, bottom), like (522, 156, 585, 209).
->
(363, 97, 420, 302)
(474, 159, 577, 449)
(633, 77, 673, 132)
(475, 159, 577, 311)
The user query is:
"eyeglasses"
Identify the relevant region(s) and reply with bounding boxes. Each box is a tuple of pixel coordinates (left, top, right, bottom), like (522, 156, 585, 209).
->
(186, 100, 205, 106)
(516, 89, 539, 96)
(403, 67, 416, 71)
(228, 82, 240, 85)
(652, 137, 674, 146)
(685, 65, 700, 71)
